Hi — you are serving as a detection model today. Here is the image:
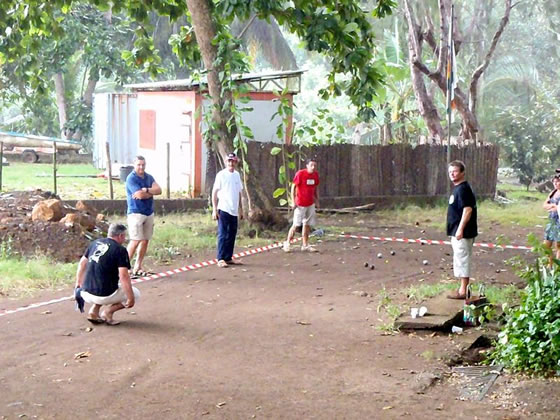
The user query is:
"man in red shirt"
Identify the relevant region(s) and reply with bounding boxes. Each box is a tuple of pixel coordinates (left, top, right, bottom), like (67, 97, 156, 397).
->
(283, 158, 320, 253)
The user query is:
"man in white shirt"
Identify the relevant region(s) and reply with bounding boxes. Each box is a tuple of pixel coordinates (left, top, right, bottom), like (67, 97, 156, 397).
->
(212, 152, 244, 268)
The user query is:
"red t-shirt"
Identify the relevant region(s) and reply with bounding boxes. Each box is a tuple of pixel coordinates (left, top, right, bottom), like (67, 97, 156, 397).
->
(293, 169, 319, 207)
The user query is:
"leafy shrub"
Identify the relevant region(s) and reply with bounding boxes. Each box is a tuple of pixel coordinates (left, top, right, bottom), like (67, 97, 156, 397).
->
(491, 236, 560, 374)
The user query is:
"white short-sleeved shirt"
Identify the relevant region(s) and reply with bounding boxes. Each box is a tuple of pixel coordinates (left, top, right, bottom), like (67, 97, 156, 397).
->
(213, 169, 243, 216)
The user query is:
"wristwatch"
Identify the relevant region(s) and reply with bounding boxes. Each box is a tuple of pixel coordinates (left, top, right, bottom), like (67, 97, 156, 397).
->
(143, 187, 149, 193)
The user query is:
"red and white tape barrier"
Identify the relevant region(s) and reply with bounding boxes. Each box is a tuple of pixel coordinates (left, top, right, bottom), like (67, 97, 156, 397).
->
(0, 238, 300, 318)
(0, 232, 530, 319)
(335, 233, 532, 250)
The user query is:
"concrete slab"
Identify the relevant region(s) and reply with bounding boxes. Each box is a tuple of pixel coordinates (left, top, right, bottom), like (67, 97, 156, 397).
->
(395, 292, 486, 330)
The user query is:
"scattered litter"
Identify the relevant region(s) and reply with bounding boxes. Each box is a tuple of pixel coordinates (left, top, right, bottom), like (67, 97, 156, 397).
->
(74, 351, 91, 359)
(451, 326, 463, 334)
(296, 320, 311, 325)
(418, 306, 428, 317)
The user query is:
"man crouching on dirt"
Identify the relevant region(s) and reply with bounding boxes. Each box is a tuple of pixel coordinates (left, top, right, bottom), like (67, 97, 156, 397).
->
(74, 223, 140, 326)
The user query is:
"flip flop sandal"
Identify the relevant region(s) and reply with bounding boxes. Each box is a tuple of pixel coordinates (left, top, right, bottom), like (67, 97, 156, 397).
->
(217, 260, 229, 268)
(447, 290, 467, 300)
(102, 318, 121, 326)
(87, 317, 105, 325)
(226, 259, 243, 265)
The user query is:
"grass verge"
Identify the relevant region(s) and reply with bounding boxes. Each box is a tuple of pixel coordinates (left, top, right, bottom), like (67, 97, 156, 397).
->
(0, 257, 76, 297)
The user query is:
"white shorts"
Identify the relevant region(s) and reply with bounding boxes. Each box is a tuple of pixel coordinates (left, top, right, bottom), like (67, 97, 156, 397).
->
(451, 237, 474, 278)
(128, 213, 154, 241)
(81, 286, 141, 306)
(292, 205, 316, 227)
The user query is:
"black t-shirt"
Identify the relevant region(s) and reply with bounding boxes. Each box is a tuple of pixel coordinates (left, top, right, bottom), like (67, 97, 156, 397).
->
(446, 181, 478, 238)
(82, 238, 131, 297)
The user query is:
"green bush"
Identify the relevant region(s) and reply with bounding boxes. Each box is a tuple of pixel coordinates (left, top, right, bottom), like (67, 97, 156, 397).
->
(491, 236, 560, 374)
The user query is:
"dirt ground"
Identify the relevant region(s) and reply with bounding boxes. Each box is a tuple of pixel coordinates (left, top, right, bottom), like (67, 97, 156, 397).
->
(1, 216, 560, 419)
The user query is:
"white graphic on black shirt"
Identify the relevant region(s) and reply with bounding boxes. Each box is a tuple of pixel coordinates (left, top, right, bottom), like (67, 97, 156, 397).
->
(90, 242, 109, 263)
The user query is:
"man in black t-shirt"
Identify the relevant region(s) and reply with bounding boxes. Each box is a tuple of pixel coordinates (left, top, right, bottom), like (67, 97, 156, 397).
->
(75, 223, 139, 325)
(446, 161, 478, 300)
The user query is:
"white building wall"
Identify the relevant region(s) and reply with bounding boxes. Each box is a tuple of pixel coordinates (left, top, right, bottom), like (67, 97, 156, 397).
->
(137, 93, 193, 194)
(201, 98, 284, 144)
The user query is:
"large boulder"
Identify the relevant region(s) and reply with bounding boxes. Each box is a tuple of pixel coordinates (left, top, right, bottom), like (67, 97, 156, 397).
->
(75, 200, 98, 217)
(31, 199, 63, 222)
(79, 213, 96, 231)
(59, 212, 96, 231)
(59, 213, 80, 227)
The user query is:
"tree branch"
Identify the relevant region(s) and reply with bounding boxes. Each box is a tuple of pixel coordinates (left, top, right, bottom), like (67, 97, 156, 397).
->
(469, 0, 512, 114)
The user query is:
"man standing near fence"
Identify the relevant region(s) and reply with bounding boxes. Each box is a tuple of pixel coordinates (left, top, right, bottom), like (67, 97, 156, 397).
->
(446, 160, 478, 299)
(126, 156, 162, 277)
(212, 152, 244, 268)
(283, 158, 320, 253)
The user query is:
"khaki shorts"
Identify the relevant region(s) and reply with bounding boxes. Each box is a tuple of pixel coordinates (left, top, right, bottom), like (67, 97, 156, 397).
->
(451, 236, 474, 278)
(292, 204, 316, 227)
(81, 286, 141, 306)
(128, 213, 154, 241)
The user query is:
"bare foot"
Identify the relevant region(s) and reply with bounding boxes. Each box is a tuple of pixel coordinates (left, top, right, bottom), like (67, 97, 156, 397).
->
(100, 312, 121, 326)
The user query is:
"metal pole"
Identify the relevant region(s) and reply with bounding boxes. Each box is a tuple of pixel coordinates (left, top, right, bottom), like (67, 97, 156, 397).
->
(53, 142, 57, 195)
(0, 141, 3, 191)
(446, 5, 454, 193)
(105, 142, 114, 200)
(166, 142, 171, 199)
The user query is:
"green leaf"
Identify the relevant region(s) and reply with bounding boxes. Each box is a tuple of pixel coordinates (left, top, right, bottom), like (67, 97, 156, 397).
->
(273, 187, 286, 198)
(270, 147, 282, 156)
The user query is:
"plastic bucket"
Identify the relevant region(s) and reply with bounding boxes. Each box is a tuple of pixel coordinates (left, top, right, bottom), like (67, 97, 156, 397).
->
(119, 165, 134, 182)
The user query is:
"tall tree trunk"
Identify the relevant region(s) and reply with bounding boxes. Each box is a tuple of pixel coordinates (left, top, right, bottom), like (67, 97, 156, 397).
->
(53, 73, 68, 139)
(185, 0, 285, 228)
(71, 74, 98, 141)
(403, 0, 444, 143)
(404, 0, 512, 144)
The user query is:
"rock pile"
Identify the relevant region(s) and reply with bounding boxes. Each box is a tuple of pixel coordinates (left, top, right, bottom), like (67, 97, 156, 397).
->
(0, 190, 108, 262)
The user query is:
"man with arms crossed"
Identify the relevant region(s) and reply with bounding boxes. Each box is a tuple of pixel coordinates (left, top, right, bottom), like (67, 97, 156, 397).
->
(283, 158, 320, 253)
(75, 223, 140, 325)
(126, 156, 161, 276)
(446, 160, 478, 299)
(212, 152, 244, 268)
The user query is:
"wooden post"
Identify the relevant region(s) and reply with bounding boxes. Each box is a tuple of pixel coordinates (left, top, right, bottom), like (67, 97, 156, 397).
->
(166, 142, 171, 199)
(105, 142, 114, 200)
(0, 141, 3, 191)
(53, 141, 57, 195)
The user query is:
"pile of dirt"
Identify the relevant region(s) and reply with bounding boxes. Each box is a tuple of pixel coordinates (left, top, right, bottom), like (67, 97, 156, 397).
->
(0, 190, 108, 262)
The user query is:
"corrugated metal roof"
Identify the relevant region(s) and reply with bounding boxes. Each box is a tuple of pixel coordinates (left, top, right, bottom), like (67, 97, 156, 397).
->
(125, 69, 304, 93)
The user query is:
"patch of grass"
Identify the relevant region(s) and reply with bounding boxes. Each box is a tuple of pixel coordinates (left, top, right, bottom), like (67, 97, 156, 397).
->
(479, 199, 544, 228)
(375, 287, 402, 332)
(376, 204, 446, 230)
(406, 283, 456, 304)
(484, 284, 522, 306)
(113, 212, 287, 264)
(0, 256, 76, 297)
(0, 163, 188, 200)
